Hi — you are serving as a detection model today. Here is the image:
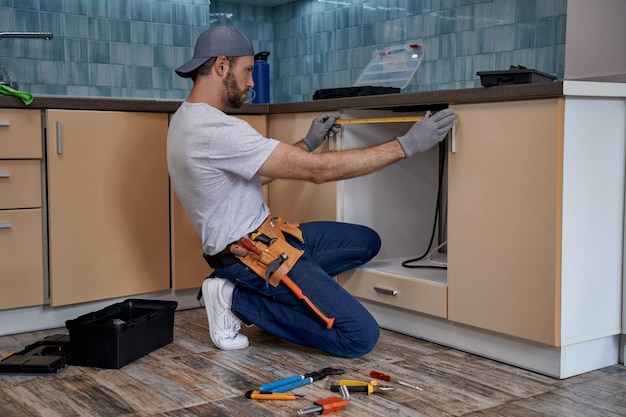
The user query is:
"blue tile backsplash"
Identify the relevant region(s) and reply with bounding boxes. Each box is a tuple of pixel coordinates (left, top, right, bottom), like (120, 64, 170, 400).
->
(0, 0, 566, 103)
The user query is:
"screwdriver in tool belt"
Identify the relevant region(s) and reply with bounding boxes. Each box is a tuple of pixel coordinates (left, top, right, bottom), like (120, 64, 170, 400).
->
(250, 231, 276, 245)
(370, 370, 423, 391)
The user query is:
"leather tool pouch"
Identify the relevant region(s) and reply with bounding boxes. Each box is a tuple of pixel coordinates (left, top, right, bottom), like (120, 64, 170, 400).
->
(237, 216, 304, 287)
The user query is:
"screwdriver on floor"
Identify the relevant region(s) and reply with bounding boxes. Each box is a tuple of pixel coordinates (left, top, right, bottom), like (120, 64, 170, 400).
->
(370, 370, 423, 391)
(297, 385, 349, 415)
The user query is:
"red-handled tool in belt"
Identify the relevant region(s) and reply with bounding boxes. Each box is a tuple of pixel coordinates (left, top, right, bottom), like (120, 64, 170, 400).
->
(239, 237, 335, 329)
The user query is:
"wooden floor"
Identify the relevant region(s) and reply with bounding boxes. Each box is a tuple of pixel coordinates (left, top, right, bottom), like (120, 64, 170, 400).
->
(1, 307, 625, 417)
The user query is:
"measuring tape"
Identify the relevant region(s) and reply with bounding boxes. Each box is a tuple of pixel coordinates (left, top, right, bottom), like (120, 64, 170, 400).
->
(334, 115, 424, 125)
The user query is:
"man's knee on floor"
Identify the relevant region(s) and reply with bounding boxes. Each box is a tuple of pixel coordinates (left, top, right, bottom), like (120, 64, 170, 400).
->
(336, 321, 380, 358)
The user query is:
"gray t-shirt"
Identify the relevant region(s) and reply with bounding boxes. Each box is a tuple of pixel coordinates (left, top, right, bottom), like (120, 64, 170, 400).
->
(167, 102, 280, 255)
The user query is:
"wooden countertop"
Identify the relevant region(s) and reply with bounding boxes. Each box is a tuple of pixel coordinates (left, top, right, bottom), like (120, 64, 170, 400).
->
(0, 82, 564, 113)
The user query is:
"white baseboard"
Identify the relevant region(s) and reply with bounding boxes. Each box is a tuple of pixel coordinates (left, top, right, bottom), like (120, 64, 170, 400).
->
(362, 300, 619, 379)
(0, 289, 201, 336)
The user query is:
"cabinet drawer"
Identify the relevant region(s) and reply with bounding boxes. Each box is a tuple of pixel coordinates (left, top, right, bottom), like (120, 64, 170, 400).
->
(0, 160, 42, 209)
(0, 109, 42, 158)
(338, 268, 447, 318)
(0, 208, 44, 310)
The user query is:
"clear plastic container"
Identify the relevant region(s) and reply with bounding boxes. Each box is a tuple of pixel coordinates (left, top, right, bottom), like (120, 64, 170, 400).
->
(355, 42, 425, 89)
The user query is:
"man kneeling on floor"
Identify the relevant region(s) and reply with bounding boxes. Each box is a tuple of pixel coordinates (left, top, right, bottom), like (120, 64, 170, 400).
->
(167, 26, 457, 357)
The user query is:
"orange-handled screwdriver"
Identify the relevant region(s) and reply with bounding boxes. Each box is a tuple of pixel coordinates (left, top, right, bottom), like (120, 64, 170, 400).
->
(370, 371, 423, 391)
(245, 390, 302, 400)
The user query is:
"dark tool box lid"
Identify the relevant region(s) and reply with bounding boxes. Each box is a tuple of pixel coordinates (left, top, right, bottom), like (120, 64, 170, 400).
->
(477, 65, 557, 87)
(65, 298, 178, 335)
(313, 86, 400, 100)
(0, 334, 71, 375)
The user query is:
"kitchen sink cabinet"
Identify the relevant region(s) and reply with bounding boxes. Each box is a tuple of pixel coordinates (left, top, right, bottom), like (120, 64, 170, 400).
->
(170, 115, 269, 290)
(334, 108, 447, 318)
(46, 110, 170, 306)
(0, 109, 44, 310)
(277, 92, 624, 378)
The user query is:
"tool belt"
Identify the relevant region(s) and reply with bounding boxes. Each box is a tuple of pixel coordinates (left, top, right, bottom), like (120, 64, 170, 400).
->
(203, 216, 304, 287)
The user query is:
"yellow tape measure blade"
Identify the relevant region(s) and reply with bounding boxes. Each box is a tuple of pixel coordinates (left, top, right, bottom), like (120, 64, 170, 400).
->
(335, 115, 424, 125)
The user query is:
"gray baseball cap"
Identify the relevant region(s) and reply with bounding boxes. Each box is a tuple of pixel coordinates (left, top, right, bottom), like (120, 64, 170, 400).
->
(175, 26, 254, 78)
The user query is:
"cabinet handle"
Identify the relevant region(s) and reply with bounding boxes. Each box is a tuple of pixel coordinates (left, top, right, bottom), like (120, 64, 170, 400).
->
(449, 123, 456, 154)
(374, 286, 398, 296)
(56, 121, 63, 154)
(0, 121, 9, 127)
(0, 172, 10, 178)
(0, 223, 12, 229)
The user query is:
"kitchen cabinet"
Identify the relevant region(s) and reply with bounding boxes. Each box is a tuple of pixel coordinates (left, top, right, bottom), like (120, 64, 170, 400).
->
(334, 108, 447, 318)
(267, 112, 337, 222)
(171, 114, 269, 290)
(0, 81, 622, 378)
(46, 110, 170, 306)
(275, 90, 625, 378)
(447, 99, 562, 345)
(0, 109, 44, 310)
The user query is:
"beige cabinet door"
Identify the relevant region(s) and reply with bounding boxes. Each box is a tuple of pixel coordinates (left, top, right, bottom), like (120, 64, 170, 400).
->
(267, 112, 337, 222)
(447, 99, 563, 345)
(0, 209, 44, 309)
(47, 110, 170, 306)
(170, 115, 268, 290)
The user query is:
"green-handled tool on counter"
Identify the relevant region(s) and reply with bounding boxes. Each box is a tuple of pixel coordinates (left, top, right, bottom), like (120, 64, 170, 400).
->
(0, 84, 33, 105)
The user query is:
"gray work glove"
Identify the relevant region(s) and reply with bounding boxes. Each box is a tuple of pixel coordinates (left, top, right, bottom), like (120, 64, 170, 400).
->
(397, 108, 457, 157)
(302, 113, 340, 151)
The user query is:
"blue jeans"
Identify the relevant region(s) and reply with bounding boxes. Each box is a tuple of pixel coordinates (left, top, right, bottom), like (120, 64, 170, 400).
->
(214, 221, 381, 358)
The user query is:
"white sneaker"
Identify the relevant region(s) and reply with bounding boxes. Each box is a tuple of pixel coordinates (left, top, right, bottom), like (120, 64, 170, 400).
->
(202, 278, 249, 350)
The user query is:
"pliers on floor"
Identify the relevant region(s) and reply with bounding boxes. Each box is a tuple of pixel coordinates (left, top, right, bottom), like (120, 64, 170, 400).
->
(330, 379, 395, 395)
(259, 367, 345, 393)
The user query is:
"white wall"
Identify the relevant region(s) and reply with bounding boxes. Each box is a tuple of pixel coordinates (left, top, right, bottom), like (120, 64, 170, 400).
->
(565, 0, 626, 82)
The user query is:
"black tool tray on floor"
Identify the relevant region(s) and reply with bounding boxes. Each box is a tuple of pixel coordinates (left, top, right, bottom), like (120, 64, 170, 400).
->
(65, 298, 177, 369)
(477, 65, 557, 87)
(0, 334, 71, 375)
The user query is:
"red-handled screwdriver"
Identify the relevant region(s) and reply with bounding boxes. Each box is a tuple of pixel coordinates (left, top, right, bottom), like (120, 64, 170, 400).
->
(369, 370, 423, 391)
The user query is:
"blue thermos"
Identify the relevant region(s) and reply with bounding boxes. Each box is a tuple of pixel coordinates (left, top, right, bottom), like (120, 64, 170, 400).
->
(253, 51, 270, 103)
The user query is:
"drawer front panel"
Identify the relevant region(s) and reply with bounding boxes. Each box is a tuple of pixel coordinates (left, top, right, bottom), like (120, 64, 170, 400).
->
(0, 208, 44, 310)
(0, 160, 42, 209)
(0, 109, 42, 158)
(338, 269, 447, 318)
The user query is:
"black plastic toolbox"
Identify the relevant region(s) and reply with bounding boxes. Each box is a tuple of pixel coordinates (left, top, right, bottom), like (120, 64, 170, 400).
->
(477, 66, 556, 87)
(65, 299, 177, 369)
(0, 334, 71, 375)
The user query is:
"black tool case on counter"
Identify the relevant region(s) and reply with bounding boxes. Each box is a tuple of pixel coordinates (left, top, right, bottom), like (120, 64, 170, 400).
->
(313, 86, 400, 100)
(0, 334, 71, 375)
(477, 66, 556, 87)
(65, 299, 177, 369)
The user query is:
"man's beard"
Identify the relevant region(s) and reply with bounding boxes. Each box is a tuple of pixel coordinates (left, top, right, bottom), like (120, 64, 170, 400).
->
(224, 70, 245, 109)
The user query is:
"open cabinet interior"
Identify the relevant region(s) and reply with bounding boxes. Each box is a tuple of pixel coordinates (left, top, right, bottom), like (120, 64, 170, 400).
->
(337, 108, 448, 288)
